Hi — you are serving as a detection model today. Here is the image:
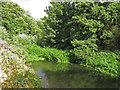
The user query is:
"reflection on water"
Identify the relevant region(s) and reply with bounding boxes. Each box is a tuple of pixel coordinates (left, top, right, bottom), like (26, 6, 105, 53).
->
(35, 68, 48, 88)
(32, 61, 118, 88)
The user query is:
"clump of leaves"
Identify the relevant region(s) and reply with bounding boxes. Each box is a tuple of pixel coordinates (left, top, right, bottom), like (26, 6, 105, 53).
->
(24, 44, 70, 63)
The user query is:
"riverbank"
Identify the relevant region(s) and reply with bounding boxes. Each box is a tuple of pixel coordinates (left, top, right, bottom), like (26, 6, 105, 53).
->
(0, 38, 42, 88)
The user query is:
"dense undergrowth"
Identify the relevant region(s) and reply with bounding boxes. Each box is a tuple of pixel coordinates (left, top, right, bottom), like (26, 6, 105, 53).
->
(1, 25, 119, 80)
(79, 50, 119, 79)
(0, 1, 120, 88)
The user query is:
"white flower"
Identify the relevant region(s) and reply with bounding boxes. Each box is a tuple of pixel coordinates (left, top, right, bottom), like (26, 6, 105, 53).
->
(0, 73, 7, 83)
(19, 34, 27, 39)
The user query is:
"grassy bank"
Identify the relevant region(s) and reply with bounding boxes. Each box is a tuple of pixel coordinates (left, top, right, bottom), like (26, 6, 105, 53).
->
(23, 44, 120, 80)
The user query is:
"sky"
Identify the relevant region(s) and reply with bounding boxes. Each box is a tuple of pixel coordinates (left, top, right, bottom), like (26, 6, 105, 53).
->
(11, 0, 51, 19)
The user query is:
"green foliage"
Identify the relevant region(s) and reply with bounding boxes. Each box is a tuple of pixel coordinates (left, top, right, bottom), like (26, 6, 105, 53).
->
(41, 2, 76, 49)
(113, 50, 120, 61)
(36, 2, 120, 79)
(71, 39, 98, 62)
(71, 49, 119, 78)
(1, 2, 41, 37)
(100, 30, 115, 43)
(42, 2, 120, 50)
(88, 51, 119, 78)
(0, 26, 9, 40)
(37, 21, 56, 47)
(24, 44, 70, 63)
(71, 36, 119, 78)
(1, 0, 120, 81)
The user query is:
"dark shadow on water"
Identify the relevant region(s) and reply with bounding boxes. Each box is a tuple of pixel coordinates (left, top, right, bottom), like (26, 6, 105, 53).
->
(32, 61, 119, 88)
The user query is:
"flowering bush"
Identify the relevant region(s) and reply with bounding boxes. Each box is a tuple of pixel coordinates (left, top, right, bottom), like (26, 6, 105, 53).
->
(0, 38, 42, 88)
(12, 34, 37, 46)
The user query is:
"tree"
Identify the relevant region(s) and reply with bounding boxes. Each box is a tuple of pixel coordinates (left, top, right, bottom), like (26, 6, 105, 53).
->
(41, 1, 120, 61)
(1, 1, 41, 37)
(42, 1, 120, 50)
(42, 2, 76, 49)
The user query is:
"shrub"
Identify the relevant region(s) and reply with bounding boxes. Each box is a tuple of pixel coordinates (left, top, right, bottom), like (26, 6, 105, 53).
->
(90, 51, 119, 77)
(71, 37, 119, 79)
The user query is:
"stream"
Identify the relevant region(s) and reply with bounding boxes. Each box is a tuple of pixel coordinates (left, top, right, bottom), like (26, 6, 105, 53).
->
(32, 61, 119, 88)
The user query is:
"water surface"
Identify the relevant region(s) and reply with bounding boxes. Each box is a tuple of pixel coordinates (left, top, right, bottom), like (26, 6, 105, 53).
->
(32, 61, 118, 88)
